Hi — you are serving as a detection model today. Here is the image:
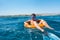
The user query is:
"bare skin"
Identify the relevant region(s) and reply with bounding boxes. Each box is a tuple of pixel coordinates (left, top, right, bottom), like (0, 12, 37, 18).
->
(24, 19, 54, 32)
(40, 20, 54, 30)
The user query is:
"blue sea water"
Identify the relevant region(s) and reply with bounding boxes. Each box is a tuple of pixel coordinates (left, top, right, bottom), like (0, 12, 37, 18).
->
(0, 15, 60, 40)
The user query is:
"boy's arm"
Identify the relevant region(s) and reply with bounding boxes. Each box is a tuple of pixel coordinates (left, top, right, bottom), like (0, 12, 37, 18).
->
(24, 20, 31, 28)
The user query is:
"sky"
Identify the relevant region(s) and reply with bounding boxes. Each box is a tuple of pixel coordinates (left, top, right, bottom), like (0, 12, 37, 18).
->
(0, 0, 60, 15)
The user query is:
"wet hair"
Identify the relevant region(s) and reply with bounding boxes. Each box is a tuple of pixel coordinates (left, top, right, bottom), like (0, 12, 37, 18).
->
(32, 13, 36, 16)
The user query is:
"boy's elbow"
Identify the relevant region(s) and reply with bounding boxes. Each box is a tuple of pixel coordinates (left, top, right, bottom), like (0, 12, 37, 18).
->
(24, 22, 26, 24)
(24, 22, 27, 26)
(41, 19, 46, 22)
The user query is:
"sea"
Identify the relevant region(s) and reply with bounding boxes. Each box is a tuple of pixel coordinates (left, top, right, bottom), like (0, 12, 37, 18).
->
(0, 15, 60, 40)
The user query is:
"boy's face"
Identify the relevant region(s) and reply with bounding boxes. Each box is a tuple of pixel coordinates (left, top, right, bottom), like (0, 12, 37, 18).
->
(31, 15, 36, 21)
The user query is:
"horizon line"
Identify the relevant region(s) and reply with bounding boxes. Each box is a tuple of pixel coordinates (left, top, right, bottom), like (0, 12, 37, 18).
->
(0, 13, 60, 16)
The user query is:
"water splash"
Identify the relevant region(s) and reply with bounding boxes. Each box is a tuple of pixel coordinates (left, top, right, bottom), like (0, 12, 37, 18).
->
(43, 32, 60, 40)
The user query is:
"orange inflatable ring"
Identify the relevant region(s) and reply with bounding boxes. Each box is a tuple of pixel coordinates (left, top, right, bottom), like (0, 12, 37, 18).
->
(24, 20, 45, 28)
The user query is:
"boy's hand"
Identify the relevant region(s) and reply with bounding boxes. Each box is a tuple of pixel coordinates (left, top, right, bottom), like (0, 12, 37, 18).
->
(41, 29, 44, 32)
